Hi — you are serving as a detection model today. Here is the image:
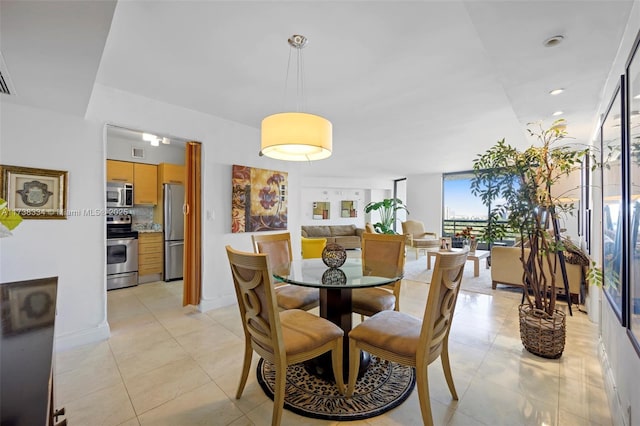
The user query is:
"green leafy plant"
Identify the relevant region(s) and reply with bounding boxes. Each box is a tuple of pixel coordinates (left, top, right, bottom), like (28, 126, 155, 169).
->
(0, 198, 23, 237)
(364, 198, 409, 234)
(586, 261, 603, 288)
(471, 119, 591, 315)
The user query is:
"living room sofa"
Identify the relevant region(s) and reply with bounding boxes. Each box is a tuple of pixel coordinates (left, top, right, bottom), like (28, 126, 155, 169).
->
(490, 246, 583, 300)
(301, 225, 365, 249)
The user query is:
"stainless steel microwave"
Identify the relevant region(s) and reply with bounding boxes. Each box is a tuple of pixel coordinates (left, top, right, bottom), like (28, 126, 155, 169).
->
(106, 182, 133, 208)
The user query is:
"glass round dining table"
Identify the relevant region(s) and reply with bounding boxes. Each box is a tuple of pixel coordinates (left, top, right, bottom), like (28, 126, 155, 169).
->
(272, 257, 402, 380)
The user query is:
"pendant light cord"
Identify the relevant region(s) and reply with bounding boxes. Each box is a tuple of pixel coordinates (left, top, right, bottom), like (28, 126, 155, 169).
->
(281, 44, 306, 113)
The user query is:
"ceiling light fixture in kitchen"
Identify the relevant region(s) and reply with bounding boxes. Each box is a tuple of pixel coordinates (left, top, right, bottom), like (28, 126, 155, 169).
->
(260, 34, 332, 161)
(549, 88, 564, 95)
(142, 132, 161, 147)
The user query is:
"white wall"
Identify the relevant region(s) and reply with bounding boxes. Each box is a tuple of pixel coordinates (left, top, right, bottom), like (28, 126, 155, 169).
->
(590, 1, 640, 424)
(0, 85, 306, 350)
(300, 187, 366, 227)
(86, 84, 304, 313)
(406, 173, 442, 234)
(0, 102, 110, 348)
(301, 176, 394, 229)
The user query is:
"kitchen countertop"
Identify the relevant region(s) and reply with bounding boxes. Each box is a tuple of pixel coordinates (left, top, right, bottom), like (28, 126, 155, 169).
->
(137, 229, 163, 233)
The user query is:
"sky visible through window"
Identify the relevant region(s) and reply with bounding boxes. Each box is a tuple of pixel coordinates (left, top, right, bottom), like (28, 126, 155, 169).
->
(444, 177, 488, 220)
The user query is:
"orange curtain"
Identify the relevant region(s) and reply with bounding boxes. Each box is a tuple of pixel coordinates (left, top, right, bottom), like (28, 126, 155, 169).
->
(183, 141, 202, 306)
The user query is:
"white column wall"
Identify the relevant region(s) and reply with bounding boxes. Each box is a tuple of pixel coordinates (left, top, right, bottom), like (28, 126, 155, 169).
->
(406, 173, 442, 235)
(0, 102, 110, 347)
(589, 2, 640, 424)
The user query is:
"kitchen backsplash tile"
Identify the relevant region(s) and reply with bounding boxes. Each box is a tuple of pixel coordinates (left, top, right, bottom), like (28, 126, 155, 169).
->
(132, 205, 153, 226)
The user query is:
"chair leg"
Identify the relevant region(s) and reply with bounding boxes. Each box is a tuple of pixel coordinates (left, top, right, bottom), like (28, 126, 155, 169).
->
(272, 360, 287, 426)
(331, 340, 345, 394)
(346, 339, 361, 397)
(416, 363, 434, 426)
(441, 340, 458, 400)
(236, 339, 252, 399)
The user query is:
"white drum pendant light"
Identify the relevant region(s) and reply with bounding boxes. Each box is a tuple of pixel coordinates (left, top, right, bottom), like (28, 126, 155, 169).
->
(260, 35, 332, 161)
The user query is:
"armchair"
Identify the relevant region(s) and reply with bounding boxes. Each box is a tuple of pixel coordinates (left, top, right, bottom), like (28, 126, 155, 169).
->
(401, 220, 439, 259)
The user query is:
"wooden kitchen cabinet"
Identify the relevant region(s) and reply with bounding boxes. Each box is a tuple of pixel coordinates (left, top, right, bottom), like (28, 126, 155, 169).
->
(158, 163, 185, 185)
(134, 163, 158, 205)
(154, 163, 185, 224)
(138, 232, 163, 281)
(106, 159, 134, 182)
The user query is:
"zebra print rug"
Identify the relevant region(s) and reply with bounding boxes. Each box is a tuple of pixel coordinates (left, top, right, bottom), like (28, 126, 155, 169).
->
(256, 355, 416, 421)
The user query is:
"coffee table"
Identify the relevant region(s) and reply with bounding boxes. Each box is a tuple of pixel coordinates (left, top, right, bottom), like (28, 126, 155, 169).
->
(427, 249, 490, 277)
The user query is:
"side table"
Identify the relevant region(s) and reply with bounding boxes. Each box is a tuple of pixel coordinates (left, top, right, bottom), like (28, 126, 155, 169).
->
(427, 250, 490, 277)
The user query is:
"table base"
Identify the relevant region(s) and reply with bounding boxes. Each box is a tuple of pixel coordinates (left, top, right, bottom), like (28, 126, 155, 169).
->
(303, 350, 370, 383)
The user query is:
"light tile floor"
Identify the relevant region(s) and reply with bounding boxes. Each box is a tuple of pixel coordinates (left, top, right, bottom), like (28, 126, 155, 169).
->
(55, 259, 612, 425)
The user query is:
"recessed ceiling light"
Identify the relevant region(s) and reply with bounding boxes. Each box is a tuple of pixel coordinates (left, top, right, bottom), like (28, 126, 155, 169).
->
(552, 111, 564, 116)
(544, 35, 564, 47)
(549, 88, 564, 95)
(635, 94, 640, 100)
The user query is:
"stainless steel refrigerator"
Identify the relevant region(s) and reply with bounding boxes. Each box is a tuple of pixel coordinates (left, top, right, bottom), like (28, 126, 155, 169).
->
(163, 183, 184, 281)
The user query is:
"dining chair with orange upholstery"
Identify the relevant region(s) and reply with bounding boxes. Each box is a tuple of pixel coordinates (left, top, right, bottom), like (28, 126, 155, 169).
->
(251, 232, 320, 311)
(351, 233, 406, 317)
(226, 246, 345, 426)
(346, 251, 467, 426)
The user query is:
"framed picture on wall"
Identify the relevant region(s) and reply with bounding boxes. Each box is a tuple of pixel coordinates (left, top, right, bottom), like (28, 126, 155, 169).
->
(313, 202, 330, 220)
(341, 200, 357, 218)
(0, 165, 68, 220)
(231, 165, 288, 233)
(601, 77, 627, 326)
(626, 30, 640, 352)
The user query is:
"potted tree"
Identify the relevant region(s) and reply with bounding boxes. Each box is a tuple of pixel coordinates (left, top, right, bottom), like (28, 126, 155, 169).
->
(471, 119, 590, 358)
(364, 198, 409, 234)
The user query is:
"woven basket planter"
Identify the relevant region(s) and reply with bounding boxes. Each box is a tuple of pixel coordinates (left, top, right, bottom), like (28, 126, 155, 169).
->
(518, 304, 566, 359)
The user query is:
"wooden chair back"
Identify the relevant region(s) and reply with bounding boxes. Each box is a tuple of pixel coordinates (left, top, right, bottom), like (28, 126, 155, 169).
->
(251, 232, 293, 275)
(361, 232, 406, 291)
(225, 246, 284, 362)
(419, 251, 467, 362)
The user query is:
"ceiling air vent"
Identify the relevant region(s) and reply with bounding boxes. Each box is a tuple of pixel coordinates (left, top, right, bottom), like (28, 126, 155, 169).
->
(132, 147, 145, 159)
(0, 52, 16, 95)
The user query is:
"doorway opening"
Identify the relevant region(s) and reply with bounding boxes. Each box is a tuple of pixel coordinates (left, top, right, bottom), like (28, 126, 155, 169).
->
(104, 125, 202, 315)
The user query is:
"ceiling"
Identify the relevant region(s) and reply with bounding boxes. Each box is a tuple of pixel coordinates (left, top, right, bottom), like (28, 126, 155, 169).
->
(0, 1, 634, 180)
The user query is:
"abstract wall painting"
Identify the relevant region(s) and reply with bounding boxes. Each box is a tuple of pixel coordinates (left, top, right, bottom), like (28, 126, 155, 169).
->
(232, 165, 287, 233)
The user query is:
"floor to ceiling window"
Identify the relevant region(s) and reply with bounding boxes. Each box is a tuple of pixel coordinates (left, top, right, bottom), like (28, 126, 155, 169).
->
(442, 171, 517, 248)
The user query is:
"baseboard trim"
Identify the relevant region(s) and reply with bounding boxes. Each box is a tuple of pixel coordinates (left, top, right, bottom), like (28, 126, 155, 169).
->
(54, 322, 110, 352)
(599, 338, 628, 426)
(198, 294, 236, 313)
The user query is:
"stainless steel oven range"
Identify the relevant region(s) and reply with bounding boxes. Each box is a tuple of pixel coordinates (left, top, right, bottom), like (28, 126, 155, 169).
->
(106, 214, 138, 290)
